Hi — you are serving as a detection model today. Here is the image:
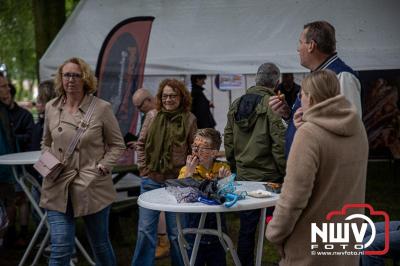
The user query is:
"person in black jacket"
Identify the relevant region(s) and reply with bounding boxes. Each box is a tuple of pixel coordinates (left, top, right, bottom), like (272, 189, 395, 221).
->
(0, 80, 34, 247)
(190, 75, 216, 129)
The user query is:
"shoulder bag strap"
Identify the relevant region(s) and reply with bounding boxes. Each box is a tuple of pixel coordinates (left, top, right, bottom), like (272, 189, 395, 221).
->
(62, 95, 97, 163)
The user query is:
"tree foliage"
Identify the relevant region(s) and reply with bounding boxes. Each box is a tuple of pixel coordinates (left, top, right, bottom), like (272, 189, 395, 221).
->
(0, 0, 79, 100)
(0, 0, 36, 83)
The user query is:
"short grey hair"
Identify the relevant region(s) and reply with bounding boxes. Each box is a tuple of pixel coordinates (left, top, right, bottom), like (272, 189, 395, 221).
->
(255, 63, 280, 88)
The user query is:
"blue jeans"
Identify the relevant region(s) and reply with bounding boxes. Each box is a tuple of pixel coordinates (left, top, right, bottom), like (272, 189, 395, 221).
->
(47, 203, 116, 266)
(237, 207, 274, 266)
(131, 177, 184, 266)
(361, 221, 400, 266)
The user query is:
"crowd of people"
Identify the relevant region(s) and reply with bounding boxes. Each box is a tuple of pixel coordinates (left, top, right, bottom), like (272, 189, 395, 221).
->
(0, 20, 398, 266)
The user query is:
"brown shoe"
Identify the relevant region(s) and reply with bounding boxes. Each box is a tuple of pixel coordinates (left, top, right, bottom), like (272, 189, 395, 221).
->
(155, 234, 170, 259)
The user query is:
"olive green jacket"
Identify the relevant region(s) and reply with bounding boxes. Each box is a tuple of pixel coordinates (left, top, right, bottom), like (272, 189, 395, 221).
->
(224, 86, 286, 183)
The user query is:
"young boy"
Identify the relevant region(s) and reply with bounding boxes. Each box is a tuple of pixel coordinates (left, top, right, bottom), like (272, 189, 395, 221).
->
(178, 128, 231, 266)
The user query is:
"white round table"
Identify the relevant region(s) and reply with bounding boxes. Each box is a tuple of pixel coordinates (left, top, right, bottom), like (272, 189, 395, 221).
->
(0, 151, 95, 266)
(138, 181, 279, 266)
(0, 150, 41, 165)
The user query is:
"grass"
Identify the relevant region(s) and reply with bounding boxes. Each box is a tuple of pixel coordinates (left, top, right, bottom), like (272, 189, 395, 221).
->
(0, 160, 398, 265)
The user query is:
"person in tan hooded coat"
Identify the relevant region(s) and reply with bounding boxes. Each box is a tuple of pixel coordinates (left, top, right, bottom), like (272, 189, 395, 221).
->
(266, 70, 368, 266)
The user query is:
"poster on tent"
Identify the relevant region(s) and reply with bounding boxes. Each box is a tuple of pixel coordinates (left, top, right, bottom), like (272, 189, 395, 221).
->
(96, 16, 154, 165)
(360, 69, 400, 159)
(215, 74, 245, 91)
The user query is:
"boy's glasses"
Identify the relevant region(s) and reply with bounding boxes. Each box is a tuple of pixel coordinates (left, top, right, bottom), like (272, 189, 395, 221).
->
(191, 145, 215, 151)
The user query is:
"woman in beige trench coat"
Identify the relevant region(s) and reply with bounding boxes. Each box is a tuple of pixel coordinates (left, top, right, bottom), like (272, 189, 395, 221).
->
(39, 57, 125, 266)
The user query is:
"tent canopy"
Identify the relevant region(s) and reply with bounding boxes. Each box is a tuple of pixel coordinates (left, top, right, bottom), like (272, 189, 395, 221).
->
(40, 0, 400, 81)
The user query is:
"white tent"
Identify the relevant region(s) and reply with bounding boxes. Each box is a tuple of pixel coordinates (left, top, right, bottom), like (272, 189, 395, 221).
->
(39, 0, 400, 134)
(40, 0, 400, 80)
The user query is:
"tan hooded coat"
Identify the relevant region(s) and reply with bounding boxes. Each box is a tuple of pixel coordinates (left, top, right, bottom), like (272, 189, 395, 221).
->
(266, 95, 368, 266)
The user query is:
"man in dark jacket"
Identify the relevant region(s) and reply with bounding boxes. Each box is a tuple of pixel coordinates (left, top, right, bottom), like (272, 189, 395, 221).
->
(276, 73, 300, 108)
(0, 83, 34, 153)
(0, 77, 34, 247)
(0, 74, 17, 249)
(224, 62, 286, 266)
(190, 75, 216, 129)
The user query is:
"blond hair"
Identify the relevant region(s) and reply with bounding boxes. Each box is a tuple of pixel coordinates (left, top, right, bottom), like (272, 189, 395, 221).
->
(301, 69, 340, 104)
(54, 57, 97, 96)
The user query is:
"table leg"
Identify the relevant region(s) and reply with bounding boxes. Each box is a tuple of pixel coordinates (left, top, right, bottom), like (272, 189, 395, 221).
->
(190, 213, 206, 266)
(12, 165, 95, 266)
(12, 166, 47, 266)
(255, 208, 267, 266)
(182, 218, 241, 266)
(216, 213, 228, 251)
(18, 212, 47, 266)
(12, 166, 44, 219)
(176, 213, 190, 265)
(32, 225, 50, 266)
(75, 237, 95, 265)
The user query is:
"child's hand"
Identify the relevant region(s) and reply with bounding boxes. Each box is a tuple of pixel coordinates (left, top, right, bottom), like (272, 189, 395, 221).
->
(184, 155, 199, 177)
(218, 166, 231, 178)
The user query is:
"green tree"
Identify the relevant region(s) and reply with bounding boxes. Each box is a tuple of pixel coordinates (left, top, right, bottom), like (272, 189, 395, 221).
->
(0, 0, 79, 100)
(0, 0, 36, 99)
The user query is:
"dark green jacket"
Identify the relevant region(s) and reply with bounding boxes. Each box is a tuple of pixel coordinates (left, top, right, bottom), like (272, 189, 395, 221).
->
(224, 86, 286, 183)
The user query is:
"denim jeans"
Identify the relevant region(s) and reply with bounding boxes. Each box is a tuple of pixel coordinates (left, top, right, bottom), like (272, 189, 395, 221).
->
(237, 207, 274, 266)
(131, 177, 184, 266)
(47, 202, 116, 266)
(361, 221, 400, 266)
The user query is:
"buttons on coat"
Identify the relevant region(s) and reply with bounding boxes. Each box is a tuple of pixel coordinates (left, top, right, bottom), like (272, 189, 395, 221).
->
(58, 127, 62, 132)
(58, 148, 63, 153)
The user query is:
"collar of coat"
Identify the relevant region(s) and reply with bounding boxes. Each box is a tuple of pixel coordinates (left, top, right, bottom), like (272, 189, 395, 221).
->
(51, 94, 94, 114)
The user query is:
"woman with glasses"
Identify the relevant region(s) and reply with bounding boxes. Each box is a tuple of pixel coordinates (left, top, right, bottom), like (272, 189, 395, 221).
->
(132, 79, 197, 266)
(39, 57, 125, 266)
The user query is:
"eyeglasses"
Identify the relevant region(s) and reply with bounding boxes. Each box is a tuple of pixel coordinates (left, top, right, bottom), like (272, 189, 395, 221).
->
(191, 145, 215, 151)
(62, 72, 82, 80)
(161, 93, 179, 100)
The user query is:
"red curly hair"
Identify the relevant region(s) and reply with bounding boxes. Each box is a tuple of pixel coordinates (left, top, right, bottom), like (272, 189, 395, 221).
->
(156, 79, 192, 112)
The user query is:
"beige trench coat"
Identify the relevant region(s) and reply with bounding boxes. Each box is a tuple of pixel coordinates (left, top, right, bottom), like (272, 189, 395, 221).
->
(39, 95, 125, 217)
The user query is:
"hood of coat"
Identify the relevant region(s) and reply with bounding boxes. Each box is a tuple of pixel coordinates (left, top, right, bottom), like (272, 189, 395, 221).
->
(232, 86, 274, 131)
(303, 95, 360, 137)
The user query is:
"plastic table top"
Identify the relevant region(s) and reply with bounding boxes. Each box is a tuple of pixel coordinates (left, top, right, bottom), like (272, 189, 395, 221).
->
(0, 151, 41, 165)
(138, 181, 279, 213)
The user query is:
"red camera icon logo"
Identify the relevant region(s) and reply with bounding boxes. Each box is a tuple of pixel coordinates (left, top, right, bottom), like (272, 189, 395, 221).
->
(326, 203, 390, 255)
